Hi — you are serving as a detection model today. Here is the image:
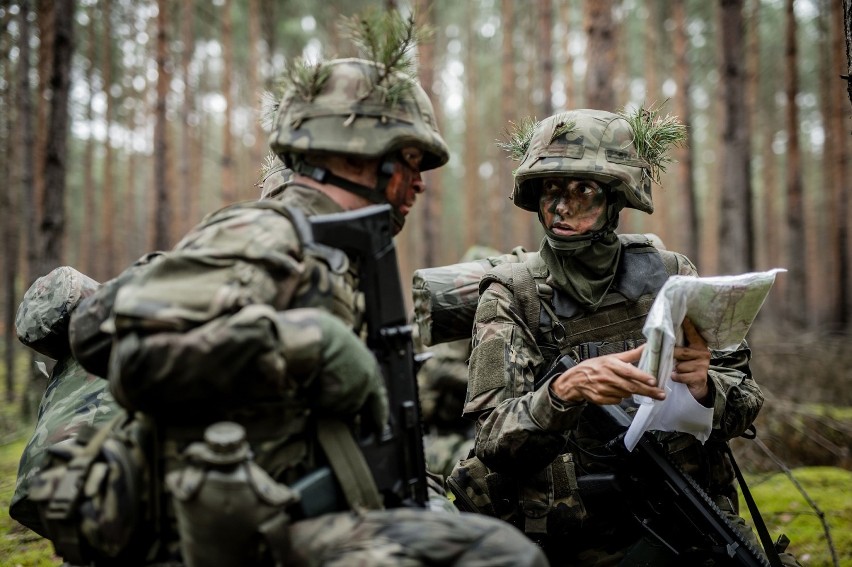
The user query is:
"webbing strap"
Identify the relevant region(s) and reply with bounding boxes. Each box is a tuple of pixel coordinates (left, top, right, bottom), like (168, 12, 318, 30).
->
(316, 419, 383, 511)
(510, 262, 541, 342)
(725, 443, 784, 567)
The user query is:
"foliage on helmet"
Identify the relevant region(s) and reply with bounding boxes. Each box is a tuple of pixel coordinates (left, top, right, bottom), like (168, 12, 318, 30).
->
(617, 101, 687, 184)
(505, 106, 686, 214)
(268, 9, 449, 171)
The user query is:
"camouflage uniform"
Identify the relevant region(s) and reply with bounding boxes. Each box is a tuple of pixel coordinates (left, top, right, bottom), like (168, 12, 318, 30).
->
(23, 56, 547, 567)
(455, 110, 774, 565)
(11, 267, 116, 536)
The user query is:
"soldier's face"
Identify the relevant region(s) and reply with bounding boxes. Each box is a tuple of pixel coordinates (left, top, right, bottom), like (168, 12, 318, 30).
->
(386, 147, 425, 221)
(538, 177, 608, 237)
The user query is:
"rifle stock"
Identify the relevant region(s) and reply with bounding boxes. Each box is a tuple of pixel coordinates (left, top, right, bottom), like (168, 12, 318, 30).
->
(308, 204, 428, 508)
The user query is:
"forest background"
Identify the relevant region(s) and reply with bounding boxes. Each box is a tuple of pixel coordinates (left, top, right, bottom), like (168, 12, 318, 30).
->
(1, 0, 852, 564)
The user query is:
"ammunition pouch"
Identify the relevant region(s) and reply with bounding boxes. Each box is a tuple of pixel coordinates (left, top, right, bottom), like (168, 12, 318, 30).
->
(447, 452, 588, 537)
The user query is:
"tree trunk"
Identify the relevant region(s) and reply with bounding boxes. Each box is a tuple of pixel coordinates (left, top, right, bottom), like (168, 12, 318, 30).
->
(180, 0, 195, 237)
(80, 5, 97, 275)
(538, 0, 554, 118)
(464, 0, 480, 251)
(717, 0, 754, 275)
(220, 0, 236, 205)
(40, 0, 74, 276)
(501, 0, 517, 252)
(672, 0, 699, 265)
(153, 0, 172, 251)
(30, 0, 53, 286)
(98, 0, 115, 280)
(247, 0, 264, 193)
(3, 5, 19, 402)
(417, 0, 443, 268)
(783, 0, 806, 328)
(830, 0, 851, 329)
(583, 0, 616, 111)
(844, 0, 852, 111)
(561, 1, 576, 109)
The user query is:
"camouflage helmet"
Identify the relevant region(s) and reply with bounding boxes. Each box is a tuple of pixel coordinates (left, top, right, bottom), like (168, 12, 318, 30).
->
(269, 58, 449, 172)
(512, 109, 654, 214)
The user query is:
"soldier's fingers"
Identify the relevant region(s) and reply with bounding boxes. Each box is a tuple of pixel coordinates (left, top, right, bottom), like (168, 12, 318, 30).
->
(673, 345, 711, 360)
(682, 318, 707, 349)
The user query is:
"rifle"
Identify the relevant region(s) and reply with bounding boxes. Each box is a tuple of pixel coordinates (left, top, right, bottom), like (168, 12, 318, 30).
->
(580, 402, 775, 566)
(297, 204, 428, 510)
(536, 350, 784, 565)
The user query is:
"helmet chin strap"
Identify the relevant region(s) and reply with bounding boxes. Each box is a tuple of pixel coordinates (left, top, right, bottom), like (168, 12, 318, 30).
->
(292, 159, 406, 232)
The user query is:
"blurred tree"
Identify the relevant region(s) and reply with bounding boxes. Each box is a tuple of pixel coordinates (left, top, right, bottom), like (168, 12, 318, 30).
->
(537, 0, 553, 119)
(100, 0, 116, 280)
(153, 0, 172, 251)
(220, 0, 236, 205)
(463, 0, 479, 251)
(718, 0, 754, 274)
(583, 0, 616, 110)
(672, 0, 698, 264)
(784, 0, 806, 328)
(500, 0, 516, 251)
(80, 4, 97, 275)
(3, 3, 18, 402)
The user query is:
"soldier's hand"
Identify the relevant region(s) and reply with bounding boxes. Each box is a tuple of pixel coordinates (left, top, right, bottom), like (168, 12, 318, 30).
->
(549, 345, 665, 405)
(671, 318, 711, 403)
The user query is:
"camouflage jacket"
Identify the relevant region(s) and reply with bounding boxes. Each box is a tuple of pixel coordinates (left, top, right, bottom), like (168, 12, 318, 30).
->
(462, 240, 763, 537)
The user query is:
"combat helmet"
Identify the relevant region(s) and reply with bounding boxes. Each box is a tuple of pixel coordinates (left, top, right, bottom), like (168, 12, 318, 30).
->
(269, 57, 448, 173)
(510, 108, 683, 215)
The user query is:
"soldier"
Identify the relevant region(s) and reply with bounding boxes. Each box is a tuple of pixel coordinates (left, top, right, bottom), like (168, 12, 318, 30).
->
(450, 108, 798, 565)
(24, 12, 547, 567)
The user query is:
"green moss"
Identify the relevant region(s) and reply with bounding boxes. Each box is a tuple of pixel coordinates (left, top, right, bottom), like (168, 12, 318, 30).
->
(742, 467, 852, 565)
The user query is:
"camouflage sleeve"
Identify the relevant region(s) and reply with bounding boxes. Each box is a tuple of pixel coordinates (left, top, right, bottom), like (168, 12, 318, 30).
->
(464, 281, 582, 476)
(706, 343, 763, 440)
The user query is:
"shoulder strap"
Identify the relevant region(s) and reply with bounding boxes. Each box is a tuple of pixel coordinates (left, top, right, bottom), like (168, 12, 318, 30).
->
(316, 419, 383, 511)
(724, 442, 784, 567)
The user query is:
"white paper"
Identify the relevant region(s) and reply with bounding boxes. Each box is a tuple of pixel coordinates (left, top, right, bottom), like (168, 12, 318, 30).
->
(623, 268, 785, 451)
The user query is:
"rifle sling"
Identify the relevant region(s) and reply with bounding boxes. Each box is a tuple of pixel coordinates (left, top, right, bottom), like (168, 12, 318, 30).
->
(725, 443, 783, 567)
(316, 418, 383, 511)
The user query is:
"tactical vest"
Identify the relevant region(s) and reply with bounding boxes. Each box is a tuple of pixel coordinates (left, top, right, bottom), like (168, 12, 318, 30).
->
(449, 235, 695, 539)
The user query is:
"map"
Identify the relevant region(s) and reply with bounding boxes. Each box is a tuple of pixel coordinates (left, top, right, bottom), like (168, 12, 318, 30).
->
(623, 268, 786, 451)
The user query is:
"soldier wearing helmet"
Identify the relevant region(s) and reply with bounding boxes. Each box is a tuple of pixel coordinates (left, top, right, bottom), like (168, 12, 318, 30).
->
(452, 109, 797, 565)
(21, 12, 547, 567)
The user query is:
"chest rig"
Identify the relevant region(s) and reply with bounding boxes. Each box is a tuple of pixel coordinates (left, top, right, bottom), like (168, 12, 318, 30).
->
(466, 235, 683, 539)
(485, 234, 680, 373)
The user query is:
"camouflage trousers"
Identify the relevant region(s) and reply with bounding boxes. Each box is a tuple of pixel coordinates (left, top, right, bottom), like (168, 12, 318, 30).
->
(288, 508, 549, 567)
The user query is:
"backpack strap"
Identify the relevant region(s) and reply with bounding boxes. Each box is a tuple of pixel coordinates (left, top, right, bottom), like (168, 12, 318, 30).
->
(316, 419, 383, 511)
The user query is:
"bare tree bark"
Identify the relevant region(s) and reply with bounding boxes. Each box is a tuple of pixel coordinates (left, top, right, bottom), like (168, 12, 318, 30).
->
(30, 0, 53, 286)
(80, 4, 98, 275)
(844, 0, 852, 110)
(583, 0, 616, 111)
(717, 0, 754, 275)
(672, 0, 699, 265)
(153, 0, 172, 251)
(783, 0, 806, 328)
(247, 0, 264, 188)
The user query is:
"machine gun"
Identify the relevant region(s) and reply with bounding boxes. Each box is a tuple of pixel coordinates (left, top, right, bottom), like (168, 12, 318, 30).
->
(580, 402, 780, 567)
(298, 204, 428, 511)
